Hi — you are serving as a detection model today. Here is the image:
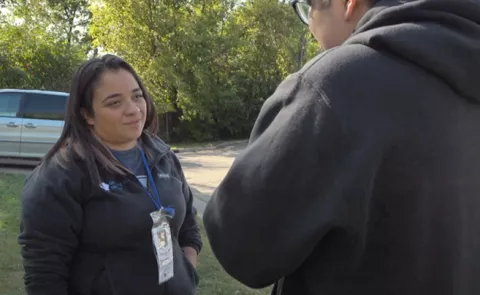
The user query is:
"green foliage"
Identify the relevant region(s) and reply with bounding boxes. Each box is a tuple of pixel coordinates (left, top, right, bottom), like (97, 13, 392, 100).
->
(0, 0, 91, 91)
(90, 0, 319, 140)
(0, 23, 85, 91)
(1, 0, 320, 140)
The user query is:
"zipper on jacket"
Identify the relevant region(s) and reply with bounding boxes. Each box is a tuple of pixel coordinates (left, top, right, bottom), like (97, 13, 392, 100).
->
(275, 278, 285, 295)
(164, 281, 169, 294)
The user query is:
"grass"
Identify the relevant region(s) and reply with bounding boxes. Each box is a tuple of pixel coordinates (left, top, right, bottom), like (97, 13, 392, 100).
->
(0, 173, 271, 295)
(196, 221, 272, 295)
(0, 173, 25, 295)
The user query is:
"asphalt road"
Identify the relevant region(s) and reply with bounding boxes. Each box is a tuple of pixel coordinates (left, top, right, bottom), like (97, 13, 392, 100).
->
(178, 143, 244, 216)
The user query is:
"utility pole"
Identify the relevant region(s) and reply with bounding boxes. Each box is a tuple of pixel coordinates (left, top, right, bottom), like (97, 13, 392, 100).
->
(298, 31, 307, 69)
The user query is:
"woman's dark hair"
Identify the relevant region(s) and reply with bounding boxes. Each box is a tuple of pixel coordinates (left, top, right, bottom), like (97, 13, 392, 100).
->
(41, 54, 158, 185)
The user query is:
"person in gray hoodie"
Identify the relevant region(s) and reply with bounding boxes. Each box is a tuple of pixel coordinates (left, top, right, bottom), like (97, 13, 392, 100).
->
(203, 0, 480, 294)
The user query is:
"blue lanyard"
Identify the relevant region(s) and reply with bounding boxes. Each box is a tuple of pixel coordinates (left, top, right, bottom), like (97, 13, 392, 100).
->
(138, 147, 162, 210)
(112, 145, 162, 211)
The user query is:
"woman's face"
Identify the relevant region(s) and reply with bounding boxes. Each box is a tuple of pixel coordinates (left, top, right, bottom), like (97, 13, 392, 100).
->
(83, 69, 147, 150)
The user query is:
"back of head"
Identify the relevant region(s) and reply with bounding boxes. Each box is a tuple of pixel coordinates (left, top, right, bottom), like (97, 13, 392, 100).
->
(303, 0, 390, 49)
(41, 54, 158, 185)
(346, 0, 480, 103)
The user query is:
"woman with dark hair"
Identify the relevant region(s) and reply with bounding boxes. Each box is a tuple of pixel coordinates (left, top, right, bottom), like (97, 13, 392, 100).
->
(18, 54, 202, 295)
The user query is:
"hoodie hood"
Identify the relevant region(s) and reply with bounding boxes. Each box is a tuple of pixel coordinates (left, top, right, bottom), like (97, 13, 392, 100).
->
(345, 0, 480, 103)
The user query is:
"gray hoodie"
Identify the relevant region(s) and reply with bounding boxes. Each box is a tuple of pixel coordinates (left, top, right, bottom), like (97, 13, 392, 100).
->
(204, 0, 480, 294)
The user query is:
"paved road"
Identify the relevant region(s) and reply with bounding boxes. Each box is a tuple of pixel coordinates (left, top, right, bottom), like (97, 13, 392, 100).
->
(178, 143, 245, 216)
(0, 142, 246, 216)
(0, 159, 39, 174)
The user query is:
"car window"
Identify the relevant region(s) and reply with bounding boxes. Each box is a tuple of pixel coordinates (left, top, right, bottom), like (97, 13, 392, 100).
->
(21, 93, 68, 120)
(0, 93, 22, 117)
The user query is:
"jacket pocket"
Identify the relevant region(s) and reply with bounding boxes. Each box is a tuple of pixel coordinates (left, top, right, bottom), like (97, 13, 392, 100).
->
(182, 249, 200, 287)
(164, 237, 198, 295)
(70, 252, 108, 295)
(91, 267, 114, 295)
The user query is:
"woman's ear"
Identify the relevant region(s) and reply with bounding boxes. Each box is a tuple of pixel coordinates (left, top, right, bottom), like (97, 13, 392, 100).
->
(81, 108, 94, 126)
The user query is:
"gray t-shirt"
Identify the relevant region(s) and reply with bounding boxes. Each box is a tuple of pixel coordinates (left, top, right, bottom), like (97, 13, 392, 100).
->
(111, 146, 148, 188)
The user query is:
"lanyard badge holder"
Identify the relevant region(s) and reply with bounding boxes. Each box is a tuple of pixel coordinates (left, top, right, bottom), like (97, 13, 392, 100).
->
(116, 144, 176, 285)
(151, 207, 175, 284)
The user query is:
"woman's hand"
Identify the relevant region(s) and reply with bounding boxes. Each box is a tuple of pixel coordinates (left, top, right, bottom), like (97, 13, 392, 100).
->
(182, 246, 198, 269)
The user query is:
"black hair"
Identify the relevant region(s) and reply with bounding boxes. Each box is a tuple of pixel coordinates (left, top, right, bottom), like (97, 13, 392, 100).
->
(41, 54, 158, 185)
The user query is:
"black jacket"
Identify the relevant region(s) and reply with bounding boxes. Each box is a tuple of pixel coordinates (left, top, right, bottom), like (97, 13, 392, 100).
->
(203, 0, 480, 294)
(19, 133, 202, 295)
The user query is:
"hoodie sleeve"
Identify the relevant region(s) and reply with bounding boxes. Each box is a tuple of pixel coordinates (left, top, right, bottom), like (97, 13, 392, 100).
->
(203, 73, 378, 288)
(173, 153, 203, 254)
(18, 163, 83, 295)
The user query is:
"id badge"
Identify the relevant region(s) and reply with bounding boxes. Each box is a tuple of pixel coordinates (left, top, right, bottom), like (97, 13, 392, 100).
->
(150, 208, 174, 284)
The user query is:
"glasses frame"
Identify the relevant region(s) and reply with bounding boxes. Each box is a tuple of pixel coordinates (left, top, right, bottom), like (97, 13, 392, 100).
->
(291, 0, 310, 26)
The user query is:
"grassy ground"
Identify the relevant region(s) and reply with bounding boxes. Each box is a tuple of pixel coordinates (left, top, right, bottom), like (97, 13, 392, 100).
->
(0, 173, 271, 295)
(196, 221, 271, 295)
(0, 173, 25, 295)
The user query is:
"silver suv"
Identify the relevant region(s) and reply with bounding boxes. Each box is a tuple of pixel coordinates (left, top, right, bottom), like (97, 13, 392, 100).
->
(0, 89, 68, 159)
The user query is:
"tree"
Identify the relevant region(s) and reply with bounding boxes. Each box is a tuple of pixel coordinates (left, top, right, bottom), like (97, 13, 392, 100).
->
(2, 0, 320, 140)
(46, 0, 91, 48)
(0, 0, 91, 90)
(8, 0, 92, 51)
(0, 21, 85, 90)
(90, 0, 319, 141)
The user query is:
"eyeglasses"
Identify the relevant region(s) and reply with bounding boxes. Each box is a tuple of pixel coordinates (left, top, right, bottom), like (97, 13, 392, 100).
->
(291, 0, 310, 26)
